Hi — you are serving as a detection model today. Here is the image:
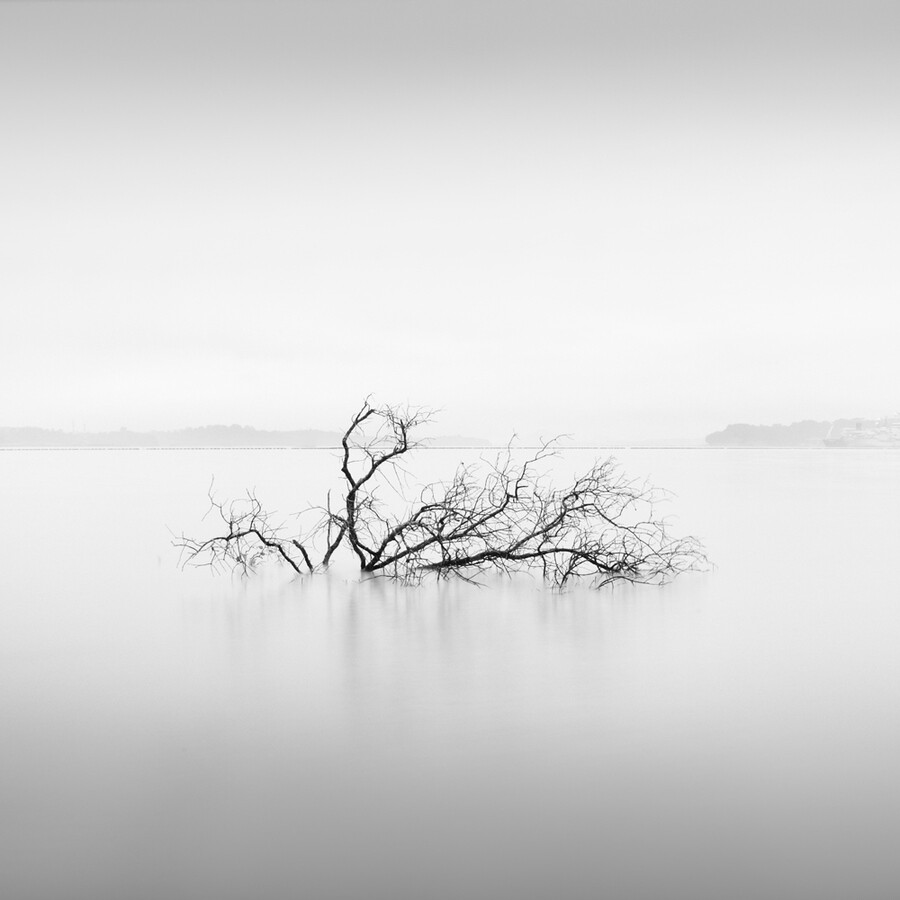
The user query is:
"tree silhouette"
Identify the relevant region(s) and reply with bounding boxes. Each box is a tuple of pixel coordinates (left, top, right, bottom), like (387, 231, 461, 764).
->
(176, 400, 706, 589)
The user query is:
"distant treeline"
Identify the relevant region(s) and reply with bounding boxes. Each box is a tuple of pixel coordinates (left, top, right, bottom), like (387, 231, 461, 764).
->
(706, 419, 875, 447)
(0, 426, 490, 448)
(0, 425, 343, 448)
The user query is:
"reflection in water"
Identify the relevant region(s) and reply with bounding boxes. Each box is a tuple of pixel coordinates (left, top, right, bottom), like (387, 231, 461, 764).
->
(2, 449, 900, 898)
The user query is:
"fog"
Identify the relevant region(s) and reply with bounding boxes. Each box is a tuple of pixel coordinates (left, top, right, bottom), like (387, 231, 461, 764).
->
(2, 447, 900, 898)
(3, 0, 900, 440)
(4, 2, 899, 895)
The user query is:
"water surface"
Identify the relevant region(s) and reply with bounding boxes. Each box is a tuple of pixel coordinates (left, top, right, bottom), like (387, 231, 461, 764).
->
(2, 448, 899, 899)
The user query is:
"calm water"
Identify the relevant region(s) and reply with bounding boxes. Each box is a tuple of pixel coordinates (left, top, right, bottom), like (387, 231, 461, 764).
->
(2, 448, 899, 899)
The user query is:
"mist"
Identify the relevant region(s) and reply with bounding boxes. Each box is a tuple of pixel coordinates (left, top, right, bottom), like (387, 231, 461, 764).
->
(3, 0, 899, 440)
(4, 7, 900, 897)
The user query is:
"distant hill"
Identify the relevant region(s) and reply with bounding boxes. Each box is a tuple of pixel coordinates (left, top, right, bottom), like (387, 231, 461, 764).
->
(0, 426, 491, 449)
(706, 418, 876, 447)
(0, 426, 343, 448)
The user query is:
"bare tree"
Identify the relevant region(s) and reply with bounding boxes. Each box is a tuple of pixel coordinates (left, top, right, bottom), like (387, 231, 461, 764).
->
(176, 399, 706, 588)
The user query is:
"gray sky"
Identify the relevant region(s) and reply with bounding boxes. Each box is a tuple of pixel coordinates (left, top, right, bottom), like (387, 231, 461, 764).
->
(2, 0, 899, 441)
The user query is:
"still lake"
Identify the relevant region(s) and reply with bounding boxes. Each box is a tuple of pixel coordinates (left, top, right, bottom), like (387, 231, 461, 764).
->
(2, 447, 899, 900)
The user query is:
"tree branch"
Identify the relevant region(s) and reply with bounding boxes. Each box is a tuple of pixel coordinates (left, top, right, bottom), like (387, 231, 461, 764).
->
(176, 401, 708, 589)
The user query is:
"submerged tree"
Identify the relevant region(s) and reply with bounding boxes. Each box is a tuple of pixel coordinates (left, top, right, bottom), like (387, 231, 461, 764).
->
(176, 400, 706, 588)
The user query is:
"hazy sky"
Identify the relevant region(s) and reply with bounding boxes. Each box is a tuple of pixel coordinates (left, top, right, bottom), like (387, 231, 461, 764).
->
(3, 0, 899, 441)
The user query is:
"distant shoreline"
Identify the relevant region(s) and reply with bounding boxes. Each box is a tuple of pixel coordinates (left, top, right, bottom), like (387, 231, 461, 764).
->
(0, 425, 492, 450)
(3, 444, 879, 452)
(704, 417, 890, 448)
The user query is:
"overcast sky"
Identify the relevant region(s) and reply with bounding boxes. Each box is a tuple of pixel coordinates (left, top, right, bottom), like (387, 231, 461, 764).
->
(2, 0, 899, 441)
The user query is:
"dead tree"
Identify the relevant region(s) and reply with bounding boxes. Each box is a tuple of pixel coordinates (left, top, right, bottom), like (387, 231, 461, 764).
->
(175, 399, 706, 588)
